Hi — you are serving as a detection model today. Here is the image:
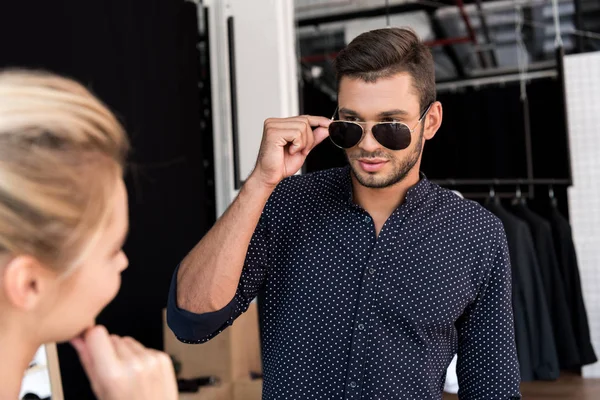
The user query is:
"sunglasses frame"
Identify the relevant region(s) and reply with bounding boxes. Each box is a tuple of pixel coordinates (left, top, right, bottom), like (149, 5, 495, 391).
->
(328, 102, 434, 150)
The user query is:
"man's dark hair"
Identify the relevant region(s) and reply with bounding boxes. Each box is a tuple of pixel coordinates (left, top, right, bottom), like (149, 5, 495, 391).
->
(333, 27, 436, 113)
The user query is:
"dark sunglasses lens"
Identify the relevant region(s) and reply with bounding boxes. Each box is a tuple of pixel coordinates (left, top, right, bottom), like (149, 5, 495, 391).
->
(329, 122, 363, 149)
(372, 123, 412, 150)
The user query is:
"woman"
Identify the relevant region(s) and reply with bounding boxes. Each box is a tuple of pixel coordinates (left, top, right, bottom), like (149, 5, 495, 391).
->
(0, 70, 177, 400)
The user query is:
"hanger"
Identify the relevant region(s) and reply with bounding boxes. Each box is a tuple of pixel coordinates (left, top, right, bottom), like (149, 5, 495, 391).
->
(385, 0, 390, 28)
(513, 184, 526, 205)
(549, 185, 558, 207)
(485, 185, 501, 206)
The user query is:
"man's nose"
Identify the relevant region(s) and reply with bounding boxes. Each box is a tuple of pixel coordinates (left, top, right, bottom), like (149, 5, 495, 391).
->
(358, 124, 381, 152)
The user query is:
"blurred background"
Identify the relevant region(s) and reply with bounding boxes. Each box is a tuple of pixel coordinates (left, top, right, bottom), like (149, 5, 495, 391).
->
(1, 0, 599, 398)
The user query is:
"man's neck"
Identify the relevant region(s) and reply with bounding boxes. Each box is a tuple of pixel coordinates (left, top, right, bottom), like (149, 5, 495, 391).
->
(352, 168, 421, 234)
(0, 322, 38, 400)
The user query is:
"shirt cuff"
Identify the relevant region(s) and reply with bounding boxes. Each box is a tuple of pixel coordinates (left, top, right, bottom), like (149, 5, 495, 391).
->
(166, 264, 238, 342)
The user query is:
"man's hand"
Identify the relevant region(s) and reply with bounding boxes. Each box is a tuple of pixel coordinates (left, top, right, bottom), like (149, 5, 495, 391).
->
(71, 326, 177, 400)
(250, 115, 331, 189)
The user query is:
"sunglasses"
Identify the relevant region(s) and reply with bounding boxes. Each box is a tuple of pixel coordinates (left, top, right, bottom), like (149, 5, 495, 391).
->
(328, 103, 433, 151)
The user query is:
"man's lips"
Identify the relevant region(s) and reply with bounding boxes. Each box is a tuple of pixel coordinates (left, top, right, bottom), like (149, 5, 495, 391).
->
(357, 158, 388, 172)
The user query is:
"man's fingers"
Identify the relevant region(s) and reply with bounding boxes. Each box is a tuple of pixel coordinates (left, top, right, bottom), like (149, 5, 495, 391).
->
(302, 126, 331, 156)
(289, 133, 304, 155)
(257, 115, 333, 182)
(264, 118, 329, 156)
(297, 115, 332, 129)
(266, 115, 331, 129)
(267, 128, 306, 155)
(271, 116, 329, 156)
(264, 121, 308, 130)
(303, 123, 316, 156)
(313, 126, 330, 147)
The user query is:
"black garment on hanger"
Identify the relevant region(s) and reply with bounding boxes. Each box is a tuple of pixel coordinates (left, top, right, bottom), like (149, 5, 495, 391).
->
(511, 203, 581, 369)
(548, 207, 598, 366)
(487, 201, 559, 381)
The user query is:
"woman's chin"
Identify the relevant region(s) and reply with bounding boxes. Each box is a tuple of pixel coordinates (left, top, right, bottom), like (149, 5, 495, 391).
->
(55, 322, 96, 344)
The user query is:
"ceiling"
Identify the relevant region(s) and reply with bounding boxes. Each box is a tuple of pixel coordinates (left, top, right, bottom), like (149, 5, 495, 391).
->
(295, 0, 600, 86)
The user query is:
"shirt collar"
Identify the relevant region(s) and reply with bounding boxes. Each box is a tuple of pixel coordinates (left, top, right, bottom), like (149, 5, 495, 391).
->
(333, 165, 432, 208)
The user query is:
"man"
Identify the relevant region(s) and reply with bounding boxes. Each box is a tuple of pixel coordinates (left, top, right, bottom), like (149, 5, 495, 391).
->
(168, 28, 521, 399)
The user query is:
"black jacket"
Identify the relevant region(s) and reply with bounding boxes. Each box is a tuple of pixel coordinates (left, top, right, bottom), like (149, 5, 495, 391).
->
(487, 201, 560, 380)
(511, 203, 580, 369)
(548, 206, 597, 366)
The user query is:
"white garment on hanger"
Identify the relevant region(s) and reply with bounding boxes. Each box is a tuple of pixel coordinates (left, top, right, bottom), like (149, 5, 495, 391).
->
(444, 354, 459, 394)
(451, 190, 464, 199)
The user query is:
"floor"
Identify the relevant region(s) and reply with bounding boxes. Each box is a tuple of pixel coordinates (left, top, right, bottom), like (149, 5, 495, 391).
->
(442, 373, 600, 400)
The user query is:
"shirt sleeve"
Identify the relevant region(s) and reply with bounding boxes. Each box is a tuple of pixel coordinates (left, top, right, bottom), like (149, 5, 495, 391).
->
(455, 226, 522, 399)
(166, 211, 270, 343)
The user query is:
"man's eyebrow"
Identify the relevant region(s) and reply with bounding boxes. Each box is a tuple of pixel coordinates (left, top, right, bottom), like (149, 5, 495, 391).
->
(339, 108, 411, 118)
(378, 109, 410, 117)
(339, 108, 359, 116)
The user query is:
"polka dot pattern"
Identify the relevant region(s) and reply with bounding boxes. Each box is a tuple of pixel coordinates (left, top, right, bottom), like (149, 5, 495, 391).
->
(173, 166, 522, 399)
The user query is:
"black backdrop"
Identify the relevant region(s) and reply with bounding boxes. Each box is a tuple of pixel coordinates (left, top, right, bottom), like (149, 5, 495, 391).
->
(0, 1, 214, 398)
(303, 75, 572, 216)
(304, 76, 570, 181)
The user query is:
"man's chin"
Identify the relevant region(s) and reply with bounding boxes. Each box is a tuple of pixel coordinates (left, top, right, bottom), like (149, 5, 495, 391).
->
(351, 167, 392, 189)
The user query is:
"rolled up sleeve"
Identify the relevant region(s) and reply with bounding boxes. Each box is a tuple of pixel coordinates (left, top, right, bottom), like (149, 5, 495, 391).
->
(166, 211, 270, 343)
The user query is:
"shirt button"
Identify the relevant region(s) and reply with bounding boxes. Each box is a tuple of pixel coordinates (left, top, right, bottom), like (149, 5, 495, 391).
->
(350, 381, 357, 388)
(369, 268, 376, 275)
(364, 216, 370, 223)
(358, 324, 365, 330)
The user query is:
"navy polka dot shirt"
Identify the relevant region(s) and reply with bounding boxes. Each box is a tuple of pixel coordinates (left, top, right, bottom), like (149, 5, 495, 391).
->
(168, 167, 521, 400)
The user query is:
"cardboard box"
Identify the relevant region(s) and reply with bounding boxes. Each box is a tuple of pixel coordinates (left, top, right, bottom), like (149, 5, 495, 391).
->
(179, 384, 232, 400)
(178, 379, 262, 400)
(233, 379, 262, 399)
(164, 302, 262, 382)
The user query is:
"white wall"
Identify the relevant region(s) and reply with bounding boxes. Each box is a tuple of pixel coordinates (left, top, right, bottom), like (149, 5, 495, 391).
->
(206, 0, 299, 216)
(564, 50, 600, 378)
(344, 11, 434, 43)
(295, 0, 418, 20)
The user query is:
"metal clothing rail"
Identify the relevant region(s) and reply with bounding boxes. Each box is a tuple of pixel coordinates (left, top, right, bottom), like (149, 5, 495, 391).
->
(434, 47, 571, 201)
(432, 178, 572, 200)
(431, 178, 572, 186)
(436, 69, 558, 92)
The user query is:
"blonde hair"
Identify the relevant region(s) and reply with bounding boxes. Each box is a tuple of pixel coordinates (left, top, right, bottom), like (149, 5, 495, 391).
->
(0, 70, 129, 272)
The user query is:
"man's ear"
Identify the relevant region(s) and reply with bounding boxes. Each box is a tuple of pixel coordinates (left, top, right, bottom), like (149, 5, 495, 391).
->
(2, 255, 49, 311)
(423, 101, 443, 141)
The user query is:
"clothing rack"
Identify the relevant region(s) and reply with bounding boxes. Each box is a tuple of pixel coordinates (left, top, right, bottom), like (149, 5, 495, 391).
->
(432, 178, 572, 199)
(433, 45, 571, 201)
(436, 69, 557, 93)
(432, 178, 571, 186)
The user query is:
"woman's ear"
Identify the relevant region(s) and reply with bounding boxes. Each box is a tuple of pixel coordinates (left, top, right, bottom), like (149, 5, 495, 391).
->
(2, 255, 50, 311)
(423, 101, 443, 141)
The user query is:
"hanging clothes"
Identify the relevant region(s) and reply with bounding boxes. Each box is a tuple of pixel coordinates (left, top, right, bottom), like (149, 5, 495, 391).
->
(444, 355, 459, 394)
(487, 201, 560, 381)
(548, 206, 598, 366)
(444, 190, 462, 394)
(511, 203, 581, 369)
